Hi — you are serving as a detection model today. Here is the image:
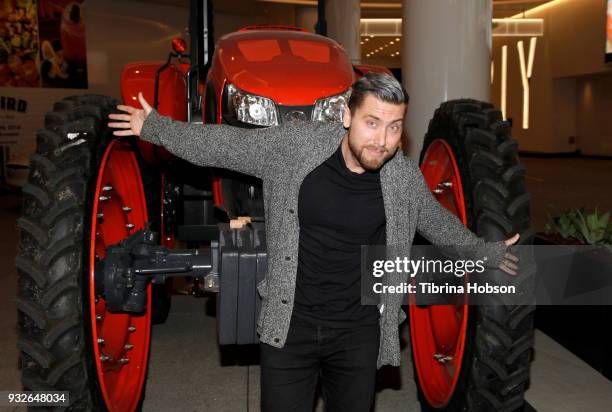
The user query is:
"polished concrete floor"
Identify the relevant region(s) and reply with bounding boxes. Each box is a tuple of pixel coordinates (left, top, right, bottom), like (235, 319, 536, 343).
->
(1, 155, 612, 411)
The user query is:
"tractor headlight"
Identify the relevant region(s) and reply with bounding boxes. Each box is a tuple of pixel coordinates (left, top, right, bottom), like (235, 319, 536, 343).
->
(226, 83, 279, 126)
(312, 89, 351, 123)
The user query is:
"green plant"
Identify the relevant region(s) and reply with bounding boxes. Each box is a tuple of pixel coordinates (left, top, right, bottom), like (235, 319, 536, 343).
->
(545, 206, 612, 245)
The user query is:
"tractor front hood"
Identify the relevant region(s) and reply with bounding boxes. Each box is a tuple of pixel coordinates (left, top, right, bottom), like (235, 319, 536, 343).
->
(214, 30, 354, 106)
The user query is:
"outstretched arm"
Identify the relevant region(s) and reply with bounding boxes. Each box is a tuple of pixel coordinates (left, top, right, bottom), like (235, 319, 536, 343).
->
(107, 92, 284, 179)
(411, 161, 519, 275)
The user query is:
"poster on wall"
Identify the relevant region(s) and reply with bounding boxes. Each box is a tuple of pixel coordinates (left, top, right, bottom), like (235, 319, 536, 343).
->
(0, 1, 40, 87)
(607, 0, 612, 62)
(0, 1, 87, 186)
(0, 0, 87, 88)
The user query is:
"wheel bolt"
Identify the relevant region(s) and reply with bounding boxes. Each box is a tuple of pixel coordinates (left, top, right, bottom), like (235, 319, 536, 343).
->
(433, 353, 453, 363)
(96, 314, 103, 322)
(99, 195, 109, 202)
(119, 358, 130, 364)
(124, 343, 134, 350)
(97, 337, 105, 345)
(128, 326, 136, 332)
(100, 354, 110, 362)
(126, 223, 135, 229)
(122, 206, 132, 213)
(102, 185, 113, 192)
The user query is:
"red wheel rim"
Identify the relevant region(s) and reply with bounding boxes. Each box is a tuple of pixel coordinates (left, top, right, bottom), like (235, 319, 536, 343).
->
(88, 139, 151, 412)
(409, 138, 470, 408)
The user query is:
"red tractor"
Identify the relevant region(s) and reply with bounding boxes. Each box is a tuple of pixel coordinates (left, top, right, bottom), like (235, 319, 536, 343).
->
(15, 1, 534, 411)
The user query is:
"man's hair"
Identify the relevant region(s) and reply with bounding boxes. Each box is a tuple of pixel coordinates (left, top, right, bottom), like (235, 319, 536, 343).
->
(347, 72, 409, 114)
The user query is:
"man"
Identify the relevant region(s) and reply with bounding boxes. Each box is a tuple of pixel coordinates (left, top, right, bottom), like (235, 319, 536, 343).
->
(108, 72, 520, 411)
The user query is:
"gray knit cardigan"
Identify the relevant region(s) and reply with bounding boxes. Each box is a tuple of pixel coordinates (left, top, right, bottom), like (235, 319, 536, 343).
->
(140, 109, 508, 369)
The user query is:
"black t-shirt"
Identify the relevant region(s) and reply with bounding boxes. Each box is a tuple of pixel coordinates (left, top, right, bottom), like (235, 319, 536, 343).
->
(292, 143, 386, 327)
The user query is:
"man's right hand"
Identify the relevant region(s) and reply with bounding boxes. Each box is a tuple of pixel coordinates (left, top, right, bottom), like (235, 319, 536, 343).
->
(107, 92, 152, 137)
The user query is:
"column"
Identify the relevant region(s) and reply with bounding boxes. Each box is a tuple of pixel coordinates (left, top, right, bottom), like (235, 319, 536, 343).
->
(325, 0, 361, 65)
(403, 0, 493, 160)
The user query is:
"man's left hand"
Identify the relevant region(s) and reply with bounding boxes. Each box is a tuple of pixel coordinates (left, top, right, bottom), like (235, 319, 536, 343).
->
(499, 233, 520, 276)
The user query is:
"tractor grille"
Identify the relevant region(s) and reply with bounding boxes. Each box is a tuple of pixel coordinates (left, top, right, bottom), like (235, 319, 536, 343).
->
(276, 104, 314, 124)
(222, 104, 315, 127)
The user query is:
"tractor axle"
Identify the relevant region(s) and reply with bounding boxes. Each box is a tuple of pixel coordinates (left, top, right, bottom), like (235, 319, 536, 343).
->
(94, 226, 219, 313)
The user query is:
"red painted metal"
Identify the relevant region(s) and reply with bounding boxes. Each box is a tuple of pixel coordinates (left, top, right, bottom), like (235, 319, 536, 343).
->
(172, 37, 187, 54)
(117, 26, 395, 221)
(211, 29, 353, 105)
(212, 177, 227, 214)
(208, 77, 226, 211)
(120, 62, 188, 120)
(120, 62, 188, 164)
(89, 139, 152, 412)
(238, 24, 308, 32)
(409, 138, 470, 408)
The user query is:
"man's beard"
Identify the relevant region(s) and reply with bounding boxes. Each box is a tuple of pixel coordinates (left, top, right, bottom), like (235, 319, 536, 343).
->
(347, 133, 396, 172)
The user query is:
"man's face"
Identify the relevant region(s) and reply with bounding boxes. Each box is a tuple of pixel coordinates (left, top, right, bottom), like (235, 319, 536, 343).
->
(342, 93, 406, 172)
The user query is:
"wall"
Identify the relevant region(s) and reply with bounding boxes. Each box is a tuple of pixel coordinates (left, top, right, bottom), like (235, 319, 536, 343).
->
(576, 73, 612, 154)
(491, 0, 612, 155)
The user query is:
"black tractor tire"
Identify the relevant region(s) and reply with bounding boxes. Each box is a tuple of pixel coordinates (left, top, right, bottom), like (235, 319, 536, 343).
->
(15, 94, 156, 410)
(412, 99, 535, 412)
(151, 278, 173, 325)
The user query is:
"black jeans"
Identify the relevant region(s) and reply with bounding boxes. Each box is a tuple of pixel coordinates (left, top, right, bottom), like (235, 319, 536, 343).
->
(260, 312, 380, 412)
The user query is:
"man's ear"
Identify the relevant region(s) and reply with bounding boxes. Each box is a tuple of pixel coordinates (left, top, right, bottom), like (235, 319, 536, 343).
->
(342, 106, 351, 129)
